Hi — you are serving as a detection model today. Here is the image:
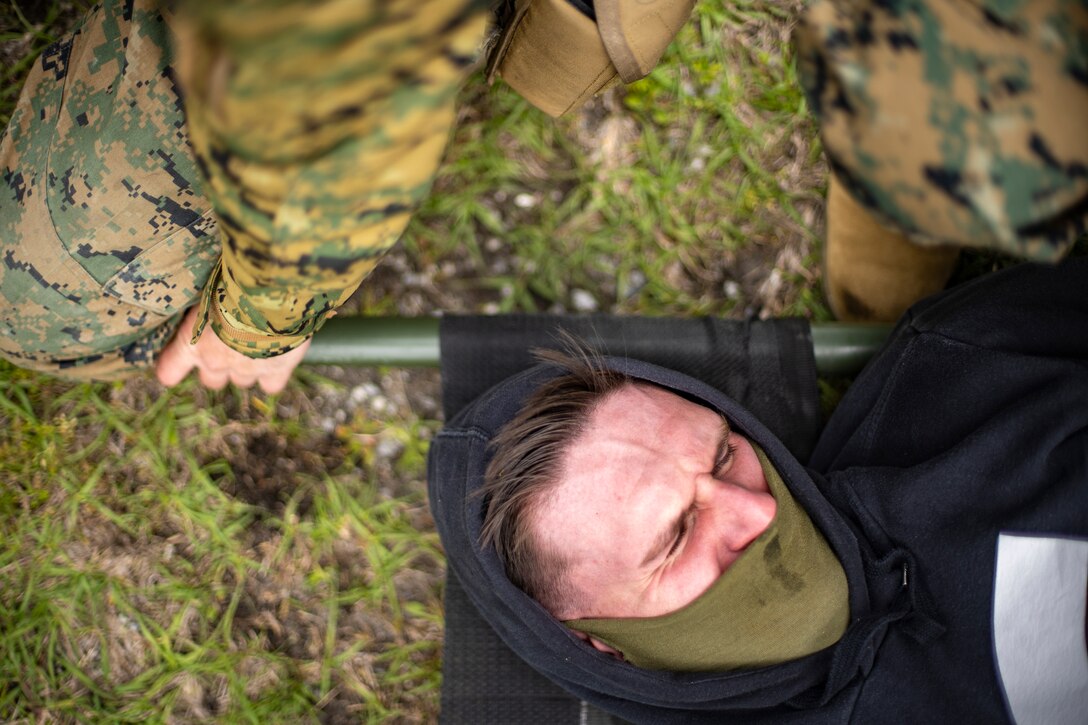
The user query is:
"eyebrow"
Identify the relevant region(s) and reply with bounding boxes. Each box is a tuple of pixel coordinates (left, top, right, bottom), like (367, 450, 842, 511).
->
(638, 416, 732, 568)
(640, 511, 685, 568)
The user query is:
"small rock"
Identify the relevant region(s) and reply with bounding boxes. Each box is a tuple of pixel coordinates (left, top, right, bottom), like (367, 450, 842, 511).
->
(571, 289, 598, 312)
(349, 383, 380, 406)
(376, 437, 404, 461)
(514, 193, 536, 209)
(417, 396, 438, 416)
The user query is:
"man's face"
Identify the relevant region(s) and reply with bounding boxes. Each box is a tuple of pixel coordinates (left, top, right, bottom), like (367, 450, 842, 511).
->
(533, 383, 777, 620)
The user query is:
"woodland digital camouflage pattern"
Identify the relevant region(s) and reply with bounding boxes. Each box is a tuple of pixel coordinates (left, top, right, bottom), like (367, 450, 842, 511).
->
(796, 0, 1088, 259)
(0, 0, 488, 379)
(172, 0, 488, 356)
(0, 0, 217, 379)
(2, 0, 1084, 381)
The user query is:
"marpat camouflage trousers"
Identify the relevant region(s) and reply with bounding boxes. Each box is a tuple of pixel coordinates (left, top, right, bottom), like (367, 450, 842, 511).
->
(796, 0, 1088, 258)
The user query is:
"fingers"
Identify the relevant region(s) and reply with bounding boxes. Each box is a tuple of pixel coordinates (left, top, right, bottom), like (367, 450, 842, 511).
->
(155, 332, 197, 387)
(258, 371, 291, 395)
(197, 366, 230, 390)
(230, 373, 260, 390)
(154, 307, 308, 393)
(159, 346, 289, 393)
(156, 307, 199, 387)
(174, 363, 262, 392)
(256, 339, 310, 395)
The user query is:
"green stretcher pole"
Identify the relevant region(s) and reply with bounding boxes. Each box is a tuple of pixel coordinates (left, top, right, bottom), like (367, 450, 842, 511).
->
(305, 317, 892, 376)
(304, 316, 441, 367)
(809, 323, 893, 377)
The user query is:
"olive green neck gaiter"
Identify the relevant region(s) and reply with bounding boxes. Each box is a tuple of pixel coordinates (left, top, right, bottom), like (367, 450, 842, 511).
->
(565, 446, 849, 671)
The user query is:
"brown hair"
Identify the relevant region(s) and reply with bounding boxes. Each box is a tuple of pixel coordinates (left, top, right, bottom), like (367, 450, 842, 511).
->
(479, 342, 632, 616)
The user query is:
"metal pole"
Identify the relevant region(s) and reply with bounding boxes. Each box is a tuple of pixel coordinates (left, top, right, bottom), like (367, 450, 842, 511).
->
(304, 316, 440, 367)
(305, 317, 892, 376)
(810, 323, 892, 377)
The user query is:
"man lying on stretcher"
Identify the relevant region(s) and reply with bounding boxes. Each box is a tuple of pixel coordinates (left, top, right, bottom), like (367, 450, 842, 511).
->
(429, 259, 1088, 725)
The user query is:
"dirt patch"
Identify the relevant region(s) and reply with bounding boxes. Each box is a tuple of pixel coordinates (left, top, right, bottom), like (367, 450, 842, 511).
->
(207, 426, 342, 517)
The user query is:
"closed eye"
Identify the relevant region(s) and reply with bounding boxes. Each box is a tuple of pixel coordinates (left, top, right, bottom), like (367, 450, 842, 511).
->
(666, 509, 693, 558)
(711, 441, 738, 478)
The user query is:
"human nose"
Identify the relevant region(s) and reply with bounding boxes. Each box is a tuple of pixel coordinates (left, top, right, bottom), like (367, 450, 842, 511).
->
(696, 474, 777, 560)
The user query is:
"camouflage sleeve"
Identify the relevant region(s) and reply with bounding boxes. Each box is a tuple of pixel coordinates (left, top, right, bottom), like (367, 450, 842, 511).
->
(795, 0, 1088, 260)
(168, 0, 489, 356)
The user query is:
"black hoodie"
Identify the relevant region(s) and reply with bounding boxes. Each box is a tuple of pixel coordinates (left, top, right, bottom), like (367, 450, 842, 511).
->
(429, 259, 1088, 724)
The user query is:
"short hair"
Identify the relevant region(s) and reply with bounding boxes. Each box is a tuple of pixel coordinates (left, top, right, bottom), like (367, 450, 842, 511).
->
(479, 342, 632, 616)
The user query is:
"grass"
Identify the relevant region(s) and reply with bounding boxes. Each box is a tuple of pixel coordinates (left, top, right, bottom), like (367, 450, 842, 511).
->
(0, 365, 449, 722)
(389, 0, 825, 321)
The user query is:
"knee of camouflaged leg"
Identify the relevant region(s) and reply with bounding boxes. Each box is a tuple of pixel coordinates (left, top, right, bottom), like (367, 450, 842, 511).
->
(796, 0, 1088, 260)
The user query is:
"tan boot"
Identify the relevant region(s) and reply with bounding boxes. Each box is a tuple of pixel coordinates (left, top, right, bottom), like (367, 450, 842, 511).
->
(824, 175, 960, 322)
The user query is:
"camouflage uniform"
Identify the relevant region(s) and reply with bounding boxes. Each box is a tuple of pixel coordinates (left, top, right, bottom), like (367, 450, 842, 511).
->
(0, 0, 488, 379)
(0, 1, 216, 379)
(2, 0, 1084, 381)
(796, 0, 1088, 259)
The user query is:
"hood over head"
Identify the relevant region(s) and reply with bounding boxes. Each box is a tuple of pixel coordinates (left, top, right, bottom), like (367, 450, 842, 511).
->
(428, 355, 870, 722)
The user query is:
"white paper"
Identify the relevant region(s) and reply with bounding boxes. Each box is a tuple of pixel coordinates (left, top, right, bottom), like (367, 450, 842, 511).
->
(993, 533, 1088, 725)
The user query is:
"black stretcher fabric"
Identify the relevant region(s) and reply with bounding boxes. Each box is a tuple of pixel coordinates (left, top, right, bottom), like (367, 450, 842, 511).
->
(436, 315, 820, 723)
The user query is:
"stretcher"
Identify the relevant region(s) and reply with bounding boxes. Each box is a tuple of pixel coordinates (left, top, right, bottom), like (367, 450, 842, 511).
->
(307, 314, 889, 724)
